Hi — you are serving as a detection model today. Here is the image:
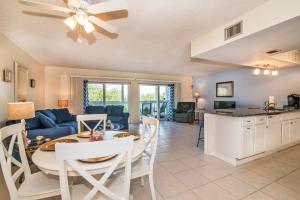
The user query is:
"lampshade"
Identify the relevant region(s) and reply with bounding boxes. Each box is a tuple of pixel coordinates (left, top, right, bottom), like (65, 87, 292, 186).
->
(194, 92, 201, 98)
(64, 16, 77, 30)
(84, 21, 95, 33)
(7, 102, 35, 120)
(58, 100, 69, 108)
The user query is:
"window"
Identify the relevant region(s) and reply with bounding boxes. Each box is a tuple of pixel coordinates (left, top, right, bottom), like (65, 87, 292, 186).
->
(87, 82, 129, 111)
(88, 83, 104, 106)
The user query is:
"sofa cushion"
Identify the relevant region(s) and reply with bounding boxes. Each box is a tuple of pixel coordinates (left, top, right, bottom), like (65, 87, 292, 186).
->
(106, 106, 124, 116)
(38, 109, 57, 122)
(27, 126, 74, 140)
(58, 121, 77, 132)
(85, 106, 106, 114)
(37, 113, 56, 128)
(25, 116, 43, 130)
(53, 108, 73, 124)
(108, 116, 124, 123)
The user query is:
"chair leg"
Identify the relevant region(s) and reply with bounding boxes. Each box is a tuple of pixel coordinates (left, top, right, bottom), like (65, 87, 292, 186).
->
(148, 174, 156, 200)
(140, 176, 145, 186)
(197, 127, 202, 147)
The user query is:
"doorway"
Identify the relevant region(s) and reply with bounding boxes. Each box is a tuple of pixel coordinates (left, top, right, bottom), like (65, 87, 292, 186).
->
(139, 84, 172, 120)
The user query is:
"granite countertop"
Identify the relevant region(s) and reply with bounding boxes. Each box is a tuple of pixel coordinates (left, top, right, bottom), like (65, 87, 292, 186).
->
(205, 108, 300, 117)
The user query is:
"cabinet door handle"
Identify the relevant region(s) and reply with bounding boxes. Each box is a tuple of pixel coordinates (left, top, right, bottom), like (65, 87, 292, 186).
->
(291, 122, 294, 124)
(247, 121, 251, 122)
(266, 126, 268, 128)
(246, 128, 251, 130)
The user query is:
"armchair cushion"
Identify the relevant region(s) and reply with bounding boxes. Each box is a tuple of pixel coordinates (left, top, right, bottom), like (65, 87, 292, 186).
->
(174, 102, 195, 123)
(176, 102, 195, 113)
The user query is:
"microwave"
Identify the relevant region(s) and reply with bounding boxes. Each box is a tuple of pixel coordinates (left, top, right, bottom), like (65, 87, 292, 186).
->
(288, 94, 300, 108)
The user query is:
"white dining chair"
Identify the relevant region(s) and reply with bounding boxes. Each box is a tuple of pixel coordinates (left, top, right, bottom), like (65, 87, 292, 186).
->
(77, 114, 107, 133)
(0, 123, 61, 200)
(55, 137, 134, 200)
(131, 116, 159, 200)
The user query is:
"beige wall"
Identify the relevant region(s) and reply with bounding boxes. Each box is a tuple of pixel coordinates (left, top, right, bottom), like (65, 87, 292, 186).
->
(44, 66, 193, 123)
(0, 33, 45, 125)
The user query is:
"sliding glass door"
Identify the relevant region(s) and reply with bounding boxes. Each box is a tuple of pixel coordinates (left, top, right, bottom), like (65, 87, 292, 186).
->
(139, 84, 171, 120)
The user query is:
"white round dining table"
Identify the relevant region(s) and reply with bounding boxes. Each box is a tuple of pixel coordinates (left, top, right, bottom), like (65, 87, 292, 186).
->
(32, 131, 145, 176)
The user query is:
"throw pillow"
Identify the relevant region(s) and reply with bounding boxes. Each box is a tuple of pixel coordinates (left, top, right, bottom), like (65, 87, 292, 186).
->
(37, 113, 56, 128)
(25, 116, 43, 130)
(53, 108, 73, 124)
(38, 109, 57, 122)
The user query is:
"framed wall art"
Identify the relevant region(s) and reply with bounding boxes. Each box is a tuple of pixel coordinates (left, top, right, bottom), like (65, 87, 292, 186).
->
(216, 81, 234, 97)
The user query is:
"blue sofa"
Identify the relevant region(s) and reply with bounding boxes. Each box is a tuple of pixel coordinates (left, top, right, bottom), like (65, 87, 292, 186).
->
(7, 108, 77, 140)
(85, 105, 129, 130)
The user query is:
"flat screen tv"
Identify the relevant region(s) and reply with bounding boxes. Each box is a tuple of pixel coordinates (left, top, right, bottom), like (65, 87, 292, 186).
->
(214, 101, 236, 109)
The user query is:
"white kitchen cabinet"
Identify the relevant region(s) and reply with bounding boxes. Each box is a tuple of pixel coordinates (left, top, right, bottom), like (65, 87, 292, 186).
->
(282, 119, 300, 145)
(239, 126, 254, 158)
(205, 112, 300, 166)
(290, 119, 300, 142)
(265, 116, 282, 151)
(282, 120, 290, 145)
(254, 124, 265, 154)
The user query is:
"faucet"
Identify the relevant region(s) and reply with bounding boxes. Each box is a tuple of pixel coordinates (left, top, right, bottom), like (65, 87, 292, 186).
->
(264, 101, 276, 110)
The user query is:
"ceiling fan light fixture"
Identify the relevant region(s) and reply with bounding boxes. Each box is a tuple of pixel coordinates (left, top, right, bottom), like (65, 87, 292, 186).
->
(76, 11, 88, 25)
(263, 69, 270, 75)
(253, 68, 260, 75)
(64, 16, 77, 30)
(84, 21, 95, 33)
(272, 70, 278, 76)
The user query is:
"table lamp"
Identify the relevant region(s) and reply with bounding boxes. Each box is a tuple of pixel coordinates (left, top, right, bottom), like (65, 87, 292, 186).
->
(58, 99, 69, 108)
(7, 102, 35, 125)
(194, 92, 201, 109)
(7, 102, 35, 149)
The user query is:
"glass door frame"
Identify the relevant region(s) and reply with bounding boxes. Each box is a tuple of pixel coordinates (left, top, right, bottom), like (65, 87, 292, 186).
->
(138, 83, 168, 121)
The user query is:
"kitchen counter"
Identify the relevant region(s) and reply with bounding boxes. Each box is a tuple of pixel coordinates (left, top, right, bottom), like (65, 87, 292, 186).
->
(204, 108, 300, 166)
(205, 108, 299, 117)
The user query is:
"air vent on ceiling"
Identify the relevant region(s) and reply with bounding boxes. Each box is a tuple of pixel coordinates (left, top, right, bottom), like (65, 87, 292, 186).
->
(266, 49, 281, 54)
(224, 21, 243, 40)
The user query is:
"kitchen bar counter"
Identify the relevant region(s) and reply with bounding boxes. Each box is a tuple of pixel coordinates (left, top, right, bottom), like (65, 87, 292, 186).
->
(205, 108, 299, 117)
(204, 109, 300, 166)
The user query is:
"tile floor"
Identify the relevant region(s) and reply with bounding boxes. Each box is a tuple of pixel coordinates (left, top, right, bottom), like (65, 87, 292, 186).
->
(1, 121, 300, 200)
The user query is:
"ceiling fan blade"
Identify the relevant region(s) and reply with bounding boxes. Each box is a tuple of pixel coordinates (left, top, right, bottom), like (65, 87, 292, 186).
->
(88, 16, 118, 34)
(87, 0, 128, 14)
(19, 0, 73, 13)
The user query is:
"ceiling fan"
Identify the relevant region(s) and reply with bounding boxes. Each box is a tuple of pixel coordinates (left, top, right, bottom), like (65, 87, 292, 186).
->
(19, 0, 128, 34)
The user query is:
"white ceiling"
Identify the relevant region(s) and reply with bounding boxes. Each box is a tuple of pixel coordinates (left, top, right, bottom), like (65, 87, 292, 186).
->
(0, 0, 269, 76)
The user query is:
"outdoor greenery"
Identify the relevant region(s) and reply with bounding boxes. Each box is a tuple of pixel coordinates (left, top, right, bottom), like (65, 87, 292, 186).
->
(88, 83, 167, 105)
(88, 84, 104, 102)
(139, 93, 166, 102)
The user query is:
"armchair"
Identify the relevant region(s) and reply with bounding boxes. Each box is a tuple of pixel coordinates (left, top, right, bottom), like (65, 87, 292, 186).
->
(174, 102, 195, 123)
